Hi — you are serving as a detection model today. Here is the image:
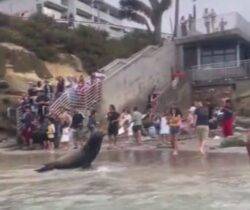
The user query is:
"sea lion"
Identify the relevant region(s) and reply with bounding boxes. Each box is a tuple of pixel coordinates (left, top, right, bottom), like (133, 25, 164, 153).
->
(36, 131, 104, 173)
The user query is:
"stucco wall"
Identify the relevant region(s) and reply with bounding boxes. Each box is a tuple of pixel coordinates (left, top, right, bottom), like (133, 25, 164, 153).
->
(101, 42, 176, 113)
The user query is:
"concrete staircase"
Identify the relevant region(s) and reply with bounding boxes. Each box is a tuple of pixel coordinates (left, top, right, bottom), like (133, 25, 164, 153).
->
(16, 39, 176, 132)
(100, 40, 176, 112)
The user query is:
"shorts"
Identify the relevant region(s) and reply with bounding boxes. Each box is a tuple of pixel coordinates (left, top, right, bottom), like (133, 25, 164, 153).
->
(170, 126, 180, 136)
(48, 138, 55, 143)
(196, 125, 209, 140)
(132, 125, 142, 133)
(108, 124, 119, 136)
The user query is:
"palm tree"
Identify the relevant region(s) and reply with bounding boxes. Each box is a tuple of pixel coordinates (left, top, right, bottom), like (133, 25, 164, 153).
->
(120, 0, 172, 44)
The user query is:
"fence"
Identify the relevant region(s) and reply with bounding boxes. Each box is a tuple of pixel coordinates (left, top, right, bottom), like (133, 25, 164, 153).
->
(16, 78, 103, 133)
(189, 59, 250, 83)
(49, 79, 103, 118)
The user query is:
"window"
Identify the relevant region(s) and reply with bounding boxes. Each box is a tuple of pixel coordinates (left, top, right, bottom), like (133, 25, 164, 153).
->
(201, 46, 237, 66)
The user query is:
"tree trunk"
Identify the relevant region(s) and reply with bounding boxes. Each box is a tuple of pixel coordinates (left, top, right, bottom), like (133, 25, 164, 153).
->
(153, 16, 162, 45)
(173, 0, 179, 38)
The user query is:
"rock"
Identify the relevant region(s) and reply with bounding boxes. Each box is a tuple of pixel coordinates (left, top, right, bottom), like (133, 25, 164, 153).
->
(235, 126, 248, 132)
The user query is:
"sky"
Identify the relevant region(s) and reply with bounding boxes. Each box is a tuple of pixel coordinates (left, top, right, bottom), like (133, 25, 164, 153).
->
(108, 0, 250, 33)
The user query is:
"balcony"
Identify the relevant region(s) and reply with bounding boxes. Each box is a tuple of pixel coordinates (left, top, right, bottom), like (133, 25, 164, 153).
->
(189, 59, 250, 85)
(75, 0, 122, 25)
(44, 0, 68, 12)
(176, 12, 250, 45)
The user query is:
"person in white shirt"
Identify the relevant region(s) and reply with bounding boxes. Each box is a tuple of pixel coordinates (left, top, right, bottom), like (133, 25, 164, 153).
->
(203, 8, 210, 34)
(120, 108, 132, 138)
(210, 9, 217, 32)
(160, 111, 170, 144)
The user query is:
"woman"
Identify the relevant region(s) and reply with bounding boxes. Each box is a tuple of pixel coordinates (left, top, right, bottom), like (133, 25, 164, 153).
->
(221, 99, 234, 137)
(120, 108, 132, 138)
(169, 107, 182, 155)
(159, 111, 170, 144)
(107, 105, 120, 148)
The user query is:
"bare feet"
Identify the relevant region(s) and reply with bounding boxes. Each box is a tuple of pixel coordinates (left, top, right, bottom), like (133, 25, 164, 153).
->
(200, 146, 206, 155)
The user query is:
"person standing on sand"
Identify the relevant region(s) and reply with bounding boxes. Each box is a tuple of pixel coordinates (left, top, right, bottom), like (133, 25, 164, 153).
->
(132, 107, 143, 145)
(159, 111, 170, 145)
(107, 105, 120, 149)
(120, 108, 132, 138)
(194, 101, 210, 154)
(60, 124, 71, 150)
(71, 109, 84, 149)
(221, 99, 234, 137)
(169, 107, 182, 155)
(88, 110, 97, 134)
(46, 118, 56, 153)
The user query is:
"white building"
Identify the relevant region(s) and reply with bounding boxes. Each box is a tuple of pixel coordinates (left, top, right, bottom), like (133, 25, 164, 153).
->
(0, 0, 128, 39)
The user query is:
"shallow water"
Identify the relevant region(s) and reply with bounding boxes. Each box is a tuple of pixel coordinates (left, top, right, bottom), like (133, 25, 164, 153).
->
(0, 150, 250, 210)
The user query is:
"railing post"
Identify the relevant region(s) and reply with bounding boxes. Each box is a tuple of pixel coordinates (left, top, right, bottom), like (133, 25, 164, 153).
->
(236, 42, 240, 67)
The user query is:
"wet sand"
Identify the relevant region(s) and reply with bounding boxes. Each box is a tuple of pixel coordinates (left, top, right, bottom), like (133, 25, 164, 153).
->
(0, 149, 250, 210)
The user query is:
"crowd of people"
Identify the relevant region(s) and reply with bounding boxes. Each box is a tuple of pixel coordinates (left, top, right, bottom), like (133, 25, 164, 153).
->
(16, 71, 234, 156)
(181, 8, 228, 37)
(18, 73, 103, 152)
(105, 98, 234, 155)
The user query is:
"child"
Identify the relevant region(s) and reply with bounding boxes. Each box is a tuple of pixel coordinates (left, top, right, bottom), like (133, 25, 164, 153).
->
(187, 108, 195, 136)
(160, 112, 170, 144)
(60, 125, 71, 150)
(120, 108, 132, 138)
(46, 118, 56, 152)
(169, 108, 182, 155)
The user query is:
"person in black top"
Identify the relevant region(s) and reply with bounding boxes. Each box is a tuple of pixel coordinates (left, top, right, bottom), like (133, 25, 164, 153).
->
(107, 104, 120, 148)
(71, 110, 84, 148)
(35, 91, 49, 118)
(43, 80, 53, 101)
(88, 110, 97, 134)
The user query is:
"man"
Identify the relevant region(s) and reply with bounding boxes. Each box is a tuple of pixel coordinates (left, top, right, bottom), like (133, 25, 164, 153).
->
(194, 101, 210, 154)
(107, 105, 120, 148)
(35, 91, 50, 118)
(71, 110, 84, 149)
(210, 9, 217, 32)
(203, 8, 210, 34)
(132, 106, 143, 145)
(88, 110, 97, 134)
(43, 80, 53, 101)
(21, 106, 35, 148)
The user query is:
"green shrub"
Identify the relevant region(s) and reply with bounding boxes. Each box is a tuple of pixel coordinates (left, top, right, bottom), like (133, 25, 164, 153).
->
(0, 28, 23, 44)
(0, 12, 152, 73)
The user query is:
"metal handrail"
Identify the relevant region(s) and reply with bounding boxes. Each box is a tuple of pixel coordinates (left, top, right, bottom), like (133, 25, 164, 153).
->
(190, 59, 250, 71)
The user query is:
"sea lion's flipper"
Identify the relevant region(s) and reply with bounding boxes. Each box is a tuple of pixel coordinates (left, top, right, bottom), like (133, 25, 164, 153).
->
(35, 163, 55, 173)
